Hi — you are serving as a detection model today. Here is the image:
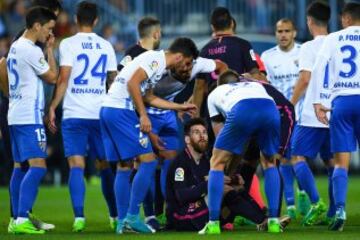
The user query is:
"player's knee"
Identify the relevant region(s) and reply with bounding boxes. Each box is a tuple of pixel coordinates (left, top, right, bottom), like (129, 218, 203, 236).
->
(28, 158, 47, 168)
(290, 156, 306, 165)
(138, 152, 157, 162)
(68, 156, 85, 168)
(117, 161, 132, 170)
(159, 150, 177, 160)
(96, 159, 110, 170)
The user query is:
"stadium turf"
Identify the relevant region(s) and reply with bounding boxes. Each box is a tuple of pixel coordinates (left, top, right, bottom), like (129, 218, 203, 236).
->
(0, 176, 359, 239)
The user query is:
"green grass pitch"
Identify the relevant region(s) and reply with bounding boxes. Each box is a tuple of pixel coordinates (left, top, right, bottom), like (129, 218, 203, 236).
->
(0, 176, 359, 239)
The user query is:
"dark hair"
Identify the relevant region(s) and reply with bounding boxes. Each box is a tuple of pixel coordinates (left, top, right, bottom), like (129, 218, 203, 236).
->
(138, 17, 160, 38)
(184, 118, 207, 136)
(26, 7, 57, 29)
(32, 0, 62, 13)
(168, 37, 199, 59)
(276, 18, 296, 30)
(210, 7, 233, 31)
(307, 1, 330, 26)
(76, 1, 98, 26)
(342, 2, 360, 21)
(217, 69, 239, 86)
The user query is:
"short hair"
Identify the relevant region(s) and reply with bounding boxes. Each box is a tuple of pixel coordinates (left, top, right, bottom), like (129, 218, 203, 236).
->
(138, 17, 160, 39)
(210, 7, 233, 31)
(184, 118, 207, 136)
(307, 1, 330, 26)
(276, 18, 296, 30)
(32, 0, 62, 13)
(168, 37, 199, 59)
(218, 69, 239, 86)
(76, 1, 97, 26)
(26, 7, 57, 29)
(342, 2, 360, 21)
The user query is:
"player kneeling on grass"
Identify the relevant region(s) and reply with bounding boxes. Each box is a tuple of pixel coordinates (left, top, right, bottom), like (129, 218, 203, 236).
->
(200, 70, 282, 234)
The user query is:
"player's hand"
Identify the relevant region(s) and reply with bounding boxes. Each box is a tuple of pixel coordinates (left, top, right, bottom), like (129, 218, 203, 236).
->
(224, 175, 232, 184)
(223, 184, 234, 194)
(47, 106, 57, 134)
(46, 33, 55, 49)
(314, 103, 330, 125)
(139, 114, 152, 133)
(179, 103, 197, 116)
(148, 132, 165, 151)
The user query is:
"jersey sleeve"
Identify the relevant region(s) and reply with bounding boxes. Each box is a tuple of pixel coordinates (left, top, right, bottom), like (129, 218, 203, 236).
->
(194, 57, 216, 74)
(59, 39, 73, 67)
(27, 47, 49, 76)
(299, 43, 313, 72)
(139, 52, 163, 79)
(312, 36, 332, 104)
(106, 43, 118, 72)
(242, 40, 258, 71)
(207, 91, 220, 118)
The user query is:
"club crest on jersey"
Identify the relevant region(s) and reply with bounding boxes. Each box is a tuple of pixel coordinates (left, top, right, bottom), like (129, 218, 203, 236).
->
(294, 59, 299, 67)
(149, 60, 159, 71)
(120, 55, 132, 67)
(39, 57, 46, 66)
(38, 141, 46, 152)
(175, 168, 184, 181)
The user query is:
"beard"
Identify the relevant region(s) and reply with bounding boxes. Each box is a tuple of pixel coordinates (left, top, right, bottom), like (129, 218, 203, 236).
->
(191, 139, 208, 153)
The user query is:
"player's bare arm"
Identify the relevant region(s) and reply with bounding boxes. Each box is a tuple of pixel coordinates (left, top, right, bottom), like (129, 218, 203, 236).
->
(127, 67, 152, 133)
(40, 34, 58, 84)
(191, 78, 207, 116)
(291, 70, 311, 105)
(48, 66, 71, 133)
(144, 88, 197, 113)
(0, 57, 8, 96)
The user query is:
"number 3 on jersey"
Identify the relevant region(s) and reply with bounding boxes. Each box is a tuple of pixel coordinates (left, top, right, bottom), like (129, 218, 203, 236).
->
(339, 45, 357, 78)
(74, 54, 108, 86)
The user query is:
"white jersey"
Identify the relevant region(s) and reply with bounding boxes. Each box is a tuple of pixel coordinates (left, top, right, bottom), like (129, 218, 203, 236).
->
(102, 50, 167, 110)
(313, 26, 360, 104)
(7, 37, 49, 125)
(59, 32, 117, 120)
(298, 36, 330, 128)
(261, 43, 301, 99)
(207, 82, 273, 118)
(147, 57, 216, 114)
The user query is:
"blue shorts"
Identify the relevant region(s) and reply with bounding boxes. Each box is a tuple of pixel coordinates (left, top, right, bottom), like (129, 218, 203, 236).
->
(100, 107, 153, 161)
(9, 124, 47, 162)
(330, 95, 360, 153)
(215, 99, 280, 156)
(149, 111, 180, 151)
(291, 125, 332, 161)
(61, 119, 105, 159)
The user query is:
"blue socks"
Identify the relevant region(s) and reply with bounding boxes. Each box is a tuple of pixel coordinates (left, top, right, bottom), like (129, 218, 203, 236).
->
(327, 167, 336, 217)
(18, 167, 46, 218)
(160, 159, 171, 197)
(115, 170, 131, 220)
(143, 176, 155, 217)
(100, 168, 117, 218)
(208, 170, 224, 221)
(69, 167, 85, 218)
(10, 167, 26, 218)
(264, 166, 281, 218)
(279, 164, 295, 206)
(294, 161, 319, 204)
(128, 160, 158, 215)
(332, 167, 348, 209)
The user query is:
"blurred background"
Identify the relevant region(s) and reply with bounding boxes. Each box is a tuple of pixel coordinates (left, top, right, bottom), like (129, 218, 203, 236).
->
(0, 0, 358, 186)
